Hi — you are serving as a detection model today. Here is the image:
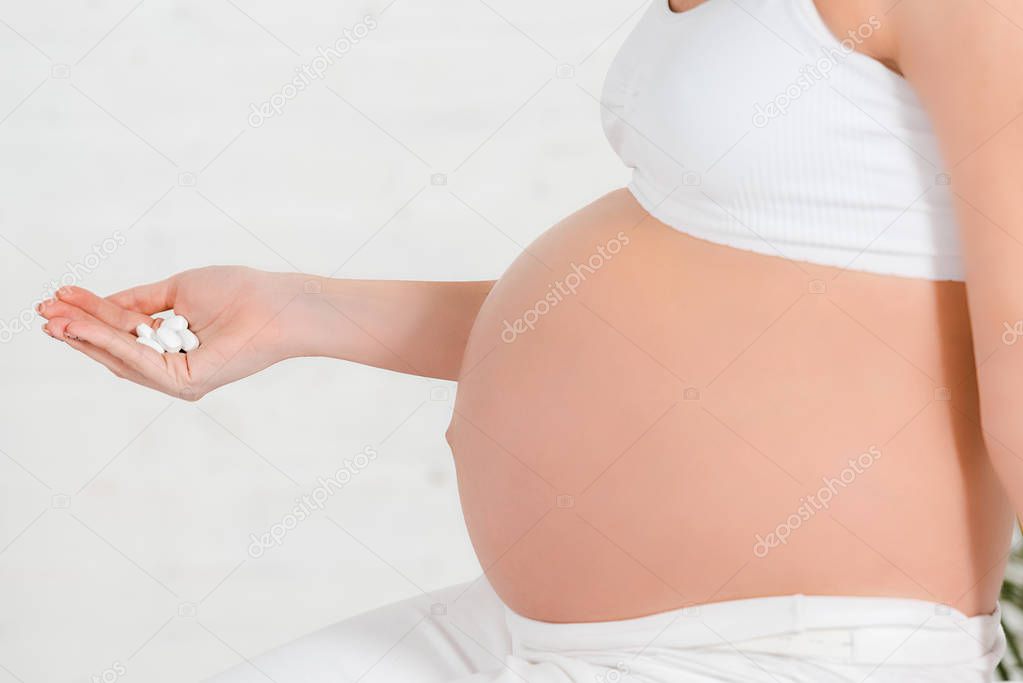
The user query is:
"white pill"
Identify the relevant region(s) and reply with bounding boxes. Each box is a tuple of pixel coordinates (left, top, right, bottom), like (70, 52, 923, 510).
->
(137, 336, 165, 354)
(166, 315, 188, 331)
(155, 326, 183, 352)
(135, 323, 155, 339)
(179, 328, 200, 352)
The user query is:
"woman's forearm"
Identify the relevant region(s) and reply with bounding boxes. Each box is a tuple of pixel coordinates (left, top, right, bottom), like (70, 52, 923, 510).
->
(282, 275, 494, 380)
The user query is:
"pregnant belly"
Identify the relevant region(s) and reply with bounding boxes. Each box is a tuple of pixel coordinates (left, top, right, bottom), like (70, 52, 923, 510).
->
(447, 189, 1013, 622)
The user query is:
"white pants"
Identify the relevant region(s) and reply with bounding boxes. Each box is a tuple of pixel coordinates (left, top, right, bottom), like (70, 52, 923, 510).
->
(206, 578, 1005, 682)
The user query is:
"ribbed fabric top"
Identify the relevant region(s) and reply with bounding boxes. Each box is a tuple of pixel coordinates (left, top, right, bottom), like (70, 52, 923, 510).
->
(601, 0, 962, 280)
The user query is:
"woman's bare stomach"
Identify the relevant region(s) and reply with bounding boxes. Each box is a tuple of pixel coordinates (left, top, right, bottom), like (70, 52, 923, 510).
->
(447, 189, 1015, 622)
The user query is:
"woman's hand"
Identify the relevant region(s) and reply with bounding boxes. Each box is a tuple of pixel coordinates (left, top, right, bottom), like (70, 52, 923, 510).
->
(39, 266, 494, 391)
(38, 266, 304, 400)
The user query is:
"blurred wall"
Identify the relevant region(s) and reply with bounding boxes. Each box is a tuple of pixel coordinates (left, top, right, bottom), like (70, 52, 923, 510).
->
(0, 0, 635, 680)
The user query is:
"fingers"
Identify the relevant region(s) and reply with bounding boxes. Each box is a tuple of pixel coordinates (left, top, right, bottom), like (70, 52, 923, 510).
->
(43, 315, 76, 339)
(54, 286, 152, 332)
(106, 278, 175, 315)
(64, 318, 174, 389)
(43, 316, 162, 390)
(69, 338, 164, 392)
(37, 299, 100, 325)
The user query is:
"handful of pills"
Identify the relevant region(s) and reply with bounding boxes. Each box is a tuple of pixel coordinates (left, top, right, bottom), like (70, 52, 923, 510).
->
(134, 314, 200, 354)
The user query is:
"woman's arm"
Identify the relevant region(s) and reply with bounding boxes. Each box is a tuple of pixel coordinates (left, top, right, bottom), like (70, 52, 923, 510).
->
(896, 1, 1023, 509)
(286, 276, 494, 380)
(38, 267, 494, 399)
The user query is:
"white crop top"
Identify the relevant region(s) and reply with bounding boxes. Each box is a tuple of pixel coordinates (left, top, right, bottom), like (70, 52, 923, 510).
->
(601, 0, 962, 280)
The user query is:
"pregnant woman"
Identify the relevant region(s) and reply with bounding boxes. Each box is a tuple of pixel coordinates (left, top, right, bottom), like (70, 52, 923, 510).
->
(38, 0, 1023, 680)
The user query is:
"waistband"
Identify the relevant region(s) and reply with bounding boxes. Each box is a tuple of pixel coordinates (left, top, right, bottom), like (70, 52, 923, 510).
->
(504, 593, 1004, 667)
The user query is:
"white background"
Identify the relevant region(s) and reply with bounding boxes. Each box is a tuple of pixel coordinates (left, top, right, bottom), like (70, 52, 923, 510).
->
(0, 0, 635, 680)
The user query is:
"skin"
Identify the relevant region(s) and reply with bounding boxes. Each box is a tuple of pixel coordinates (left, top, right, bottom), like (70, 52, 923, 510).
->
(38, 0, 1023, 622)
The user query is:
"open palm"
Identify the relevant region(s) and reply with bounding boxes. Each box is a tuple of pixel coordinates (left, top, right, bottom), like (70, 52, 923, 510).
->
(39, 266, 301, 400)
